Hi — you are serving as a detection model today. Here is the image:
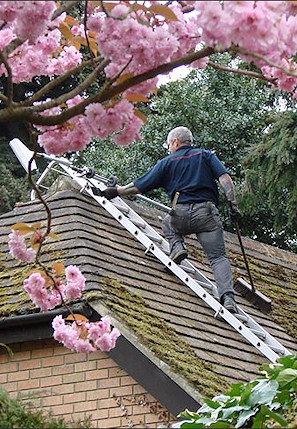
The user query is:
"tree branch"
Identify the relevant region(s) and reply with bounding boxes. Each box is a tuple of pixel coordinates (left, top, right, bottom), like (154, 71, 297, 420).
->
(3, 45, 215, 125)
(21, 56, 106, 106)
(52, 1, 81, 21)
(207, 60, 276, 83)
(235, 46, 297, 78)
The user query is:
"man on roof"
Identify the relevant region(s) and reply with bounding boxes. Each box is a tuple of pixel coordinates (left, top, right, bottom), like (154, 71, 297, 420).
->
(101, 126, 241, 313)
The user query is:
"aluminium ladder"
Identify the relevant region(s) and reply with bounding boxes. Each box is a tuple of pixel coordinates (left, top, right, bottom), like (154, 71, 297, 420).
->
(52, 161, 291, 364)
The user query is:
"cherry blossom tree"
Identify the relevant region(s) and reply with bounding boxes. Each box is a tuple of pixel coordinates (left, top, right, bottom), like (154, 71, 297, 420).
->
(2, 0, 297, 352)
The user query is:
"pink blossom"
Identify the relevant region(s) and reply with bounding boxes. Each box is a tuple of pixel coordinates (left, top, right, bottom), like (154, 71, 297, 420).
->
(8, 230, 36, 263)
(0, 28, 15, 50)
(23, 272, 62, 312)
(52, 315, 120, 353)
(113, 118, 142, 146)
(64, 265, 85, 299)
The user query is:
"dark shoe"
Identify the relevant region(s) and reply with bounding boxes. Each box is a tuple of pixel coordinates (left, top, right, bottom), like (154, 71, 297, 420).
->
(169, 243, 188, 264)
(222, 292, 238, 314)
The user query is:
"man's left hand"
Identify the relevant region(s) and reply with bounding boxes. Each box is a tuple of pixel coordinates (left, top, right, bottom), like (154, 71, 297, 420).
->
(100, 187, 119, 200)
(229, 201, 241, 223)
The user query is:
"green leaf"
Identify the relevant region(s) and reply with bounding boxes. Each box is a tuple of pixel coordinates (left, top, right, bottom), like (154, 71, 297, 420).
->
(276, 368, 297, 389)
(203, 398, 221, 409)
(235, 409, 257, 428)
(260, 405, 288, 427)
(248, 379, 278, 407)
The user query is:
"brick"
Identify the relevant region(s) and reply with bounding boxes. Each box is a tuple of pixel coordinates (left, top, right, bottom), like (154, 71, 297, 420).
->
(99, 417, 122, 428)
(75, 380, 97, 392)
(74, 400, 97, 413)
(30, 367, 52, 379)
(53, 346, 70, 355)
(74, 360, 96, 372)
(108, 367, 126, 378)
(42, 395, 63, 407)
(13, 351, 31, 361)
(1, 361, 18, 372)
(0, 354, 9, 363)
(86, 388, 109, 401)
(53, 383, 75, 395)
(0, 373, 7, 383)
(52, 364, 74, 376)
(42, 355, 64, 367)
(40, 375, 63, 388)
(98, 398, 119, 409)
(64, 353, 86, 365)
(18, 378, 40, 391)
(64, 391, 87, 404)
(63, 371, 85, 384)
(85, 368, 108, 381)
(19, 359, 41, 371)
(120, 375, 137, 386)
(89, 407, 109, 420)
(32, 347, 53, 358)
(88, 350, 106, 361)
(133, 384, 147, 395)
(8, 370, 29, 382)
(97, 377, 120, 389)
(110, 385, 133, 397)
(52, 403, 74, 415)
(95, 357, 117, 369)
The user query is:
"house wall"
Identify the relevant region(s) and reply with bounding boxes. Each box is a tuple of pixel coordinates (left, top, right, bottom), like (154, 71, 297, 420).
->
(0, 339, 176, 428)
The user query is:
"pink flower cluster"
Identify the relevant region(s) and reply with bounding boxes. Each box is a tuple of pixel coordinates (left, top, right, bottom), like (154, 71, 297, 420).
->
(23, 265, 85, 312)
(0, 1, 55, 43)
(195, 1, 297, 94)
(52, 315, 121, 354)
(36, 97, 143, 155)
(23, 272, 62, 312)
(8, 230, 36, 263)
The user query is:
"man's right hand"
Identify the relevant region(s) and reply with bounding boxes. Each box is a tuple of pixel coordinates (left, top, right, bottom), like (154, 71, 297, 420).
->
(229, 201, 241, 223)
(100, 187, 119, 200)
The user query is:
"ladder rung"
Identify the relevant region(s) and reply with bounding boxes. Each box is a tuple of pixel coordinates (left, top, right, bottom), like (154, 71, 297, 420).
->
(249, 328, 266, 340)
(131, 219, 146, 228)
(113, 202, 130, 213)
(270, 345, 286, 355)
(236, 314, 248, 323)
(147, 234, 163, 244)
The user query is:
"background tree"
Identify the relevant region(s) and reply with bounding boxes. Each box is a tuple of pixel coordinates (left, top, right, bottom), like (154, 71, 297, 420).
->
(76, 53, 296, 250)
(242, 110, 297, 252)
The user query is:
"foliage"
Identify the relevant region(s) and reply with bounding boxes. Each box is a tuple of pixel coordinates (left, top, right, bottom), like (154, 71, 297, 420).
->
(77, 53, 297, 250)
(242, 111, 297, 252)
(173, 354, 297, 428)
(0, 387, 92, 428)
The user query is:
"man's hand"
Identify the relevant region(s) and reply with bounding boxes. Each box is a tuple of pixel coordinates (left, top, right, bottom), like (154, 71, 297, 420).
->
(100, 187, 119, 200)
(229, 201, 241, 223)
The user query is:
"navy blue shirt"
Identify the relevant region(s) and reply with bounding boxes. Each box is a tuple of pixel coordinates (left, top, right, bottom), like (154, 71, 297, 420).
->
(134, 146, 228, 206)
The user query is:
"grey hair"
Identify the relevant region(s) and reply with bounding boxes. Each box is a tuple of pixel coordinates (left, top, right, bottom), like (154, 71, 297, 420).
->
(167, 126, 193, 145)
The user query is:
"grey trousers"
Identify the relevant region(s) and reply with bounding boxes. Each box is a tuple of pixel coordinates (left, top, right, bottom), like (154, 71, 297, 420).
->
(162, 202, 234, 300)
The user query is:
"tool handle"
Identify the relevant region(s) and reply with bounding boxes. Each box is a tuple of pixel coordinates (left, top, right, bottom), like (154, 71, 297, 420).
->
(234, 221, 256, 292)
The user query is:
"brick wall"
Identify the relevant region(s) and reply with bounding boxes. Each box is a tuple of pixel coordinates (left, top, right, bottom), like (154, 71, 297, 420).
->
(0, 339, 176, 428)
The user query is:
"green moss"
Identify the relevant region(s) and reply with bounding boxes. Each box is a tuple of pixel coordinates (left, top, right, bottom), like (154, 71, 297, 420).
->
(229, 249, 297, 341)
(87, 278, 230, 398)
(0, 250, 66, 319)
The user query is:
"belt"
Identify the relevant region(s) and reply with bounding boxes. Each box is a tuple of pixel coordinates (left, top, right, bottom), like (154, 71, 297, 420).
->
(176, 201, 213, 207)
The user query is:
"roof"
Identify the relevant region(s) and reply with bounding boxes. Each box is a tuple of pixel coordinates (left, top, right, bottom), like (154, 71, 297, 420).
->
(1, 178, 297, 406)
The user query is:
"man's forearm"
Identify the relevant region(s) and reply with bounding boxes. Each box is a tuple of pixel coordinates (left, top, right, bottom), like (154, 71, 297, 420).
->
(219, 173, 236, 203)
(117, 181, 140, 196)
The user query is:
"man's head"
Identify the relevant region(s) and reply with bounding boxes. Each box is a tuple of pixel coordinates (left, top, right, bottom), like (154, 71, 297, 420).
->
(166, 126, 193, 154)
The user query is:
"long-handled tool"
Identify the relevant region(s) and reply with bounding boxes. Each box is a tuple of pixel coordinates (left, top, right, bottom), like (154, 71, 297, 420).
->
(233, 220, 272, 314)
